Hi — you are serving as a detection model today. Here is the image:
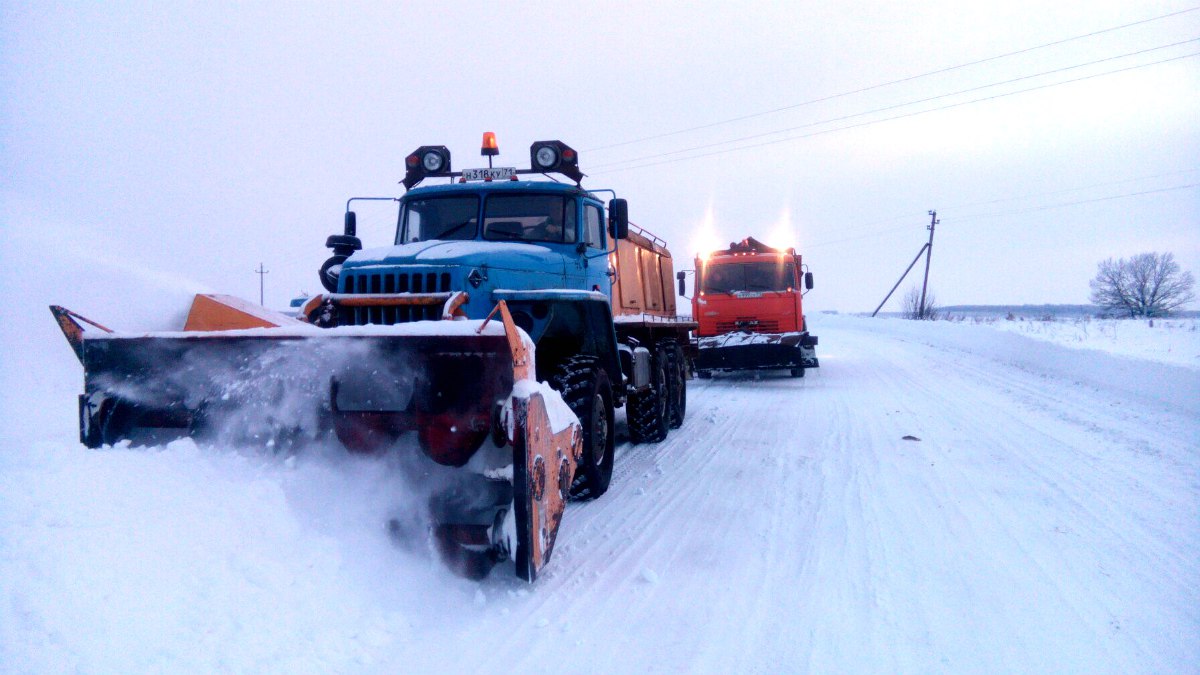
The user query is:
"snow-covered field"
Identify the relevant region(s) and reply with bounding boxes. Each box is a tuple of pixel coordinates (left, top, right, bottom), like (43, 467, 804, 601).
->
(3, 302, 1198, 673)
(986, 316, 1200, 371)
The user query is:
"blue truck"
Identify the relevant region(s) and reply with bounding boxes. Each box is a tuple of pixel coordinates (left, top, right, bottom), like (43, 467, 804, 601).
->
(51, 135, 696, 580)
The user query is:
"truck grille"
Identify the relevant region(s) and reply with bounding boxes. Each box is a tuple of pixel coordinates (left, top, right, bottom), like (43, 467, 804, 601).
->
(340, 271, 453, 326)
(717, 319, 780, 334)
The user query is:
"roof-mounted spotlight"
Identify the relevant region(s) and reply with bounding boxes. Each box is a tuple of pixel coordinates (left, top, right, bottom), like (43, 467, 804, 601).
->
(530, 140, 583, 183)
(402, 145, 452, 189)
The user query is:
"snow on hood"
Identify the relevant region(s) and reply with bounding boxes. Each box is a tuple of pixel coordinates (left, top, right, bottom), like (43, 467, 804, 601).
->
(348, 240, 563, 268)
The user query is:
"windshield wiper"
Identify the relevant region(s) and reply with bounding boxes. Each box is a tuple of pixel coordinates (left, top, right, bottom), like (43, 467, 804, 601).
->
(437, 221, 475, 240)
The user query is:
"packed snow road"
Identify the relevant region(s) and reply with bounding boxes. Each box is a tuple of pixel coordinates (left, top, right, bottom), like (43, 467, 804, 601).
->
(2, 316, 1197, 673)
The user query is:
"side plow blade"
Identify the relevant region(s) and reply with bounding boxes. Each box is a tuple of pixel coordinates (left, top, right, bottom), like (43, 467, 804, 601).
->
(428, 301, 581, 581)
(512, 391, 580, 582)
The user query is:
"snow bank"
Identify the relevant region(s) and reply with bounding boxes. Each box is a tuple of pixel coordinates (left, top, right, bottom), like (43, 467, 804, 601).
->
(987, 317, 1200, 371)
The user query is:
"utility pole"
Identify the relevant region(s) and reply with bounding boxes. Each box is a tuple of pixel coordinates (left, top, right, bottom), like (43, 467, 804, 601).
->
(871, 209, 938, 318)
(255, 263, 269, 306)
(918, 210, 938, 319)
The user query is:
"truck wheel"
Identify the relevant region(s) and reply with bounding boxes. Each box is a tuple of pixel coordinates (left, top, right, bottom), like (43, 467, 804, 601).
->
(549, 356, 615, 500)
(665, 342, 686, 429)
(790, 367, 805, 378)
(697, 370, 712, 380)
(627, 346, 669, 444)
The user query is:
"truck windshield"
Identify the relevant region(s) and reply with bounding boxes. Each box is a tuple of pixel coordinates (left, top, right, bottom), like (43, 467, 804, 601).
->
(483, 194, 576, 243)
(702, 262, 796, 294)
(398, 196, 479, 243)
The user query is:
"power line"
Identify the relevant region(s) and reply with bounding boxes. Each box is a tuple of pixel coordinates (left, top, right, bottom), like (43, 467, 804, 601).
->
(591, 39, 1200, 171)
(803, 177, 1200, 250)
(940, 168, 1200, 211)
(590, 51, 1200, 175)
(817, 168, 1200, 243)
(583, 6, 1200, 153)
(806, 224, 917, 249)
(950, 183, 1200, 221)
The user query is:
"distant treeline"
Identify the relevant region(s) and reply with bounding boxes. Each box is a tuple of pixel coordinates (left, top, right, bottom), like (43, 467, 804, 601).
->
(938, 304, 1200, 319)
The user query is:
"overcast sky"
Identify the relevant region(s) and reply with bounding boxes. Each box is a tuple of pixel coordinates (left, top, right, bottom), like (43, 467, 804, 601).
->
(2, 0, 1197, 316)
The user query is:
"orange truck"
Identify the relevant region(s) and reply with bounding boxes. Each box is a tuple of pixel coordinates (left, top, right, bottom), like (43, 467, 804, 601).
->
(682, 237, 818, 378)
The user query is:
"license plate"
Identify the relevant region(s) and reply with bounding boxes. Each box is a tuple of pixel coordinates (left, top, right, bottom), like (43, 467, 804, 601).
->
(461, 167, 516, 181)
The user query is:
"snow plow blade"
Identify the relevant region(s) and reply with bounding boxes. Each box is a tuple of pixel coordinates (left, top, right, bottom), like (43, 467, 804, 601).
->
(694, 331, 819, 373)
(50, 297, 580, 581)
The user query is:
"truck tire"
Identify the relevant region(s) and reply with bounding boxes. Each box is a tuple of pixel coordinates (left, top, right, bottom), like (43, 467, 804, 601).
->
(549, 356, 615, 500)
(627, 345, 669, 444)
(664, 341, 686, 429)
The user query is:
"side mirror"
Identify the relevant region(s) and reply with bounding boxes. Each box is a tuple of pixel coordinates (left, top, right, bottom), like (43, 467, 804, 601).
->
(677, 270, 686, 297)
(608, 198, 629, 239)
(805, 272, 814, 290)
(323, 211, 363, 293)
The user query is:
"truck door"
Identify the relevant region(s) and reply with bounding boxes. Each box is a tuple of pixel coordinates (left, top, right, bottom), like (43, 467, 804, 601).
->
(580, 202, 611, 294)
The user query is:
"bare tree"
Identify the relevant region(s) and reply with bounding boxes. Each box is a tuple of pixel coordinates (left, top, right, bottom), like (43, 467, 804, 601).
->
(901, 286, 939, 320)
(1089, 252, 1195, 317)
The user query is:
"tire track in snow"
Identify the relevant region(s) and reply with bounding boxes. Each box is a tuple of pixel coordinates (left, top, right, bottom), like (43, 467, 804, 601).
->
(401, 376, 796, 671)
(551, 376, 816, 667)
(434, 372, 833, 672)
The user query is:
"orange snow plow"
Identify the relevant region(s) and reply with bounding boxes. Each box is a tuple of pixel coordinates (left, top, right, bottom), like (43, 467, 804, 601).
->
(51, 294, 580, 581)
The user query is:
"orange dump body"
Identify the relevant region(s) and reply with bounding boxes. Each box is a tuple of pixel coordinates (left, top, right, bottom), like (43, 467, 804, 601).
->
(611, 224, 678, 319)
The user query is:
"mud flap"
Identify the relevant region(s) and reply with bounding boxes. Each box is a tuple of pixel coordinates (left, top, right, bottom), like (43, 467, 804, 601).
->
(512, 391, 581, 582)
